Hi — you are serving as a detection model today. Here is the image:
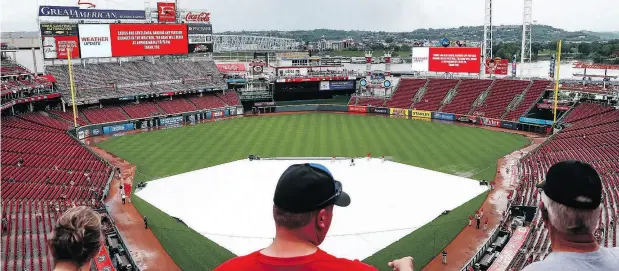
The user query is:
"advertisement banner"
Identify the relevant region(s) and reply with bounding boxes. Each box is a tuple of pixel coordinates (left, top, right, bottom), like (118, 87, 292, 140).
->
(319, 81, 330, 90)
(187, 24, 213, 34)
(519, 117, 554, 126)
(328, 81, 355, 90)
(372, 107, 390, 115)
(40, 23, 78, 36)
(109, 24, 188, 57)
(49, 36, 79, 59)
(94, 245, 113, 271)
(103, 123, 134, 134)
(486, 58, 509, 75)
(216, 63, 246, 73)
(410, 110, 431, 119)
(157, 2, 177, 22)
(159, 116, 183, 127)
(411, 47, 430, 72)
(188, 43, 213, 53)
(411, 117, 431, 122)
(39, 6, 146, 20)
(456, 114, 480, 124)
(213, 111, 224, 118)
(431, 112, 455, 121)
(181, 11, 211, 23)
(390, 108, 410, 117)
(348, 106, 367, 113)
(78, 24, 112, 58)
(500, 121, 518, 130)
(536, 103, 571, 111)
(480, 117, 501, 127)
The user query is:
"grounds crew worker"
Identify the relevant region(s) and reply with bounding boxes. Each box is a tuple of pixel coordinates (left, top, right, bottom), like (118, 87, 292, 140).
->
(215, 163, 414, 271)
(523, 161, 619, 271)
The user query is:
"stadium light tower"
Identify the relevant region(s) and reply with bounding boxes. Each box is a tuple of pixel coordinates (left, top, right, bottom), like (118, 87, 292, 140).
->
(520, 0, 533, 78)
(482, 0, 493, 77)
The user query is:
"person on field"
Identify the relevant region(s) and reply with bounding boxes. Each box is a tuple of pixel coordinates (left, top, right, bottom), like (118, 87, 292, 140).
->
(143, 216, 148, 229)
(214, 163, 414, 271)
(523, 160, 619, 271)
(475, 213, 481, 229)
(484, 216, 489, 231)
(469, 215, 473, 226)
(350, 158, 355, 166)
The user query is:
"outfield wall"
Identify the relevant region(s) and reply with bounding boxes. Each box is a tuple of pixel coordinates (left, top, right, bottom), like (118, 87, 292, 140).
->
(75, 106, 243, 139)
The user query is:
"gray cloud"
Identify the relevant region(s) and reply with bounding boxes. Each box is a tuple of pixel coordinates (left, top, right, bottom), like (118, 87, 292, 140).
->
(1, 0, 618, 33)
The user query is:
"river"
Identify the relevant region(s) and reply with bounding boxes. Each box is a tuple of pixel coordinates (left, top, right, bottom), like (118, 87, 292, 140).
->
(7, 49, 618, 80)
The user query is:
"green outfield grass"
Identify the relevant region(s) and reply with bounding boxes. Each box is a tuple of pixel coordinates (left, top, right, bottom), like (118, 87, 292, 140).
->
(98, 113, 529, 271)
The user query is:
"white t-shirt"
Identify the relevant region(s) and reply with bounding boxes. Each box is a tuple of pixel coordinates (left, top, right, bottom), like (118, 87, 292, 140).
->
(523, 247, 619, 271)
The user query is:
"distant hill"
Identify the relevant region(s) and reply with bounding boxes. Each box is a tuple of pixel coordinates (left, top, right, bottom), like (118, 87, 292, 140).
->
(219, 25, 610, 43)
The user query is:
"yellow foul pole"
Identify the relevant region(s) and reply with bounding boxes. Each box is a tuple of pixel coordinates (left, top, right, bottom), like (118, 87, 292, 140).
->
(67, 48, 78, 128)
(553, 40, 562, 123)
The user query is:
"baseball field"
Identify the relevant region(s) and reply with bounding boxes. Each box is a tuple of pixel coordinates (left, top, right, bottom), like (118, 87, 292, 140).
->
(97, 113, 530, 270)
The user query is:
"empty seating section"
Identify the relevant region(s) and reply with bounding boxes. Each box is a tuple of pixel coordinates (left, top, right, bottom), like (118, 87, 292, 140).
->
(504, 80, 551, 121)
(121, 103, 163, 119)
(513, 104, 619, 266)
(1, 113, 110, 271)
(48, 110, 89, 126)
(414, 79, 458, 111)
(188, 94, 227, 109)
(385, 79, 426, 108)
(18, 114, 71, 131)
(46, 60, 226, 103)
(156, 98, 197, 114)
(441, 79, 492, 115)
(82, 107, 128, 124)
(475, 80, 529, 119)
(217, 91, 241, 106)
(356, 97, 385, 106)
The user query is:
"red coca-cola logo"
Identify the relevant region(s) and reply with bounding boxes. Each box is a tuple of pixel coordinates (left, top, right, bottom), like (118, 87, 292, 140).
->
(185, 12, 211, 22)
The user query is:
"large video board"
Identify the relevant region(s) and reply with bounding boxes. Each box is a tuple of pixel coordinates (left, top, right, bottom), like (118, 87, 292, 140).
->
(412, 47, 481, 73)
(77, 24, 188, 58)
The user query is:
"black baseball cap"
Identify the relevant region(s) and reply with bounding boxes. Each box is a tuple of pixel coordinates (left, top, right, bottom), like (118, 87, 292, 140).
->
(274, 163, 351, 213)
(536, 160, 602, 209)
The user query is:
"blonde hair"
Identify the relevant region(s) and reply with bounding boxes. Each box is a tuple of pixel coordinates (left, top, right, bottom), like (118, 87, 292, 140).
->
(49, 206, 102, 267)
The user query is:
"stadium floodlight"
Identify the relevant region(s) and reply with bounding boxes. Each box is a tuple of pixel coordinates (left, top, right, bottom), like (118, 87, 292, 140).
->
(520, 0, 533, 78)
(482, 0, 493, 77)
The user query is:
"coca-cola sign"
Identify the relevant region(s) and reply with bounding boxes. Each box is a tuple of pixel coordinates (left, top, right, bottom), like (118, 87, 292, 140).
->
(184, 12, 210, 22)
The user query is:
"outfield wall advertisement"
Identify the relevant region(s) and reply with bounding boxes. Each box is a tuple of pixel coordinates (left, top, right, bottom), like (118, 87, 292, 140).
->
(431, 112, 455, 121)
(390, 108, 410, 117)
(480, 117, 501, 127)
(410, 110, 431, 119)
(412, 47, 481, 73)
(369, 107, 390, 115)
(103, 123, 134, 134)
(348, 106, 368, 113)
(519, 117, 554, 126)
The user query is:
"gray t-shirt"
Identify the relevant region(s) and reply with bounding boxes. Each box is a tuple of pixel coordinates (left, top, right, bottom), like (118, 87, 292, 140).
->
(523, 247, 619, 271)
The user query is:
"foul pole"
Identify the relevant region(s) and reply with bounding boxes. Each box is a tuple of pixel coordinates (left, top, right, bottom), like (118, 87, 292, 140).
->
(553, 40, 562, 123)
(67, 48, 79, 128)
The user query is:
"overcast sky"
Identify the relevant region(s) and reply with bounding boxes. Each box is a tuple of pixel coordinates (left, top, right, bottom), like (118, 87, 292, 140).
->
(1, 0, 618, 33)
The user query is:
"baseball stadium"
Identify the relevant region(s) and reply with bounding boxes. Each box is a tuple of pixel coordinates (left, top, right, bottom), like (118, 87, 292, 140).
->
(1, 1, 619, 271)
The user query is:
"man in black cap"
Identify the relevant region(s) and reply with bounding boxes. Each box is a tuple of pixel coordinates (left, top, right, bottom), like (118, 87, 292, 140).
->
(523, 160, 619, 271)
(215, 163, 414, 271)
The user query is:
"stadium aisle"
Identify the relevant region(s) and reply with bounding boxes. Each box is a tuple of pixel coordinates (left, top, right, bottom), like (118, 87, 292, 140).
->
(423, 132, 546, 271)
(91, 146, 182, 271)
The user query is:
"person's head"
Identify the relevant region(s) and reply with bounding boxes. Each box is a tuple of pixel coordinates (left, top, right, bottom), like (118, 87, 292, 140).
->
(272, 163, 351, 245)
(537, 160, 602, 241)
(49, 206, 102, 269)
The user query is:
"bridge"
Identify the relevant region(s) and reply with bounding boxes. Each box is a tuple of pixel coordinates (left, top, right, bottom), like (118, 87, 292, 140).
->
(213, 35, 300, 52)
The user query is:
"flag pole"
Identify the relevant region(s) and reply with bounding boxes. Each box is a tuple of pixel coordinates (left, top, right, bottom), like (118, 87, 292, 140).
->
(67, 48, 78, 128)
(553, 40, 562, 123)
